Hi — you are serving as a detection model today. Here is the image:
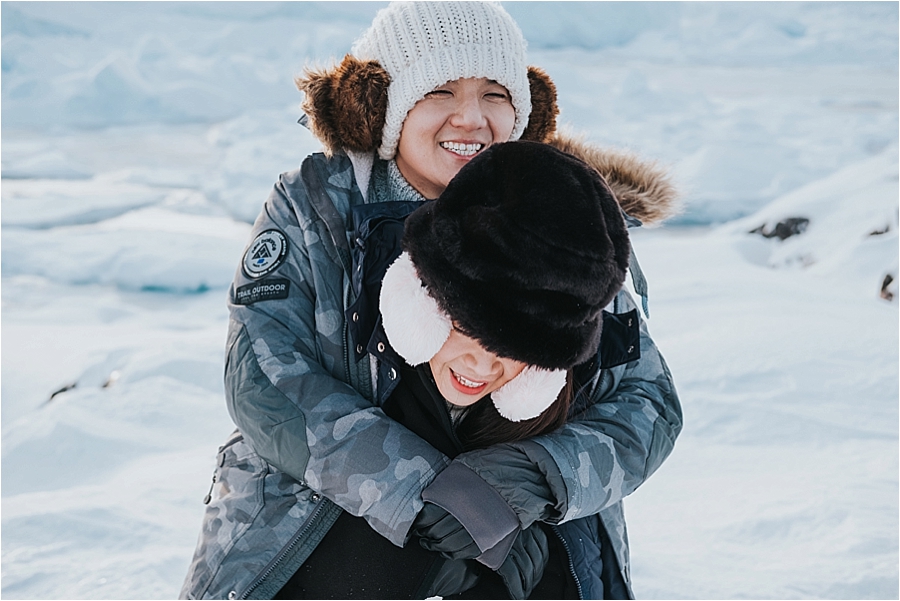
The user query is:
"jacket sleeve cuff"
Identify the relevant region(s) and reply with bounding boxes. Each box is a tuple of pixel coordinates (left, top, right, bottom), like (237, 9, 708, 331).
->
(474, 528, 518, 570)
(422, 461, 519, 567)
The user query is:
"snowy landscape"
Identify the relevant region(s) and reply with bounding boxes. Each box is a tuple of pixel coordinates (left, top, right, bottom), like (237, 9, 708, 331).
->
(2, 2, 897, 599)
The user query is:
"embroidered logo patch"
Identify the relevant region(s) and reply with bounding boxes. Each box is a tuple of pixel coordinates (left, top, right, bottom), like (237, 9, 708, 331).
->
(234, 278, 291, 306)
(242, 230, 288, 279)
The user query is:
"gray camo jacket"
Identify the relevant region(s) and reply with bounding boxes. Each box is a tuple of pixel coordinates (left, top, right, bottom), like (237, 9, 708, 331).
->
(180, 149, 682, 600)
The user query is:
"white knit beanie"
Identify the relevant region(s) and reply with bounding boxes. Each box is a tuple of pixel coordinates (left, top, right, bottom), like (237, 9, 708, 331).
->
(352, 1, 531, 160)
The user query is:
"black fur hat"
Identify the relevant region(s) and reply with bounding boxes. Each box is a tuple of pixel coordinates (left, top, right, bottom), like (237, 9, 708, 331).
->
(402, 140, 630, 370)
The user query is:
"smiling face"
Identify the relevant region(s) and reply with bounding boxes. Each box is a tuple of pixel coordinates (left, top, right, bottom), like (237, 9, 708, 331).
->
(428, 328, 527, 408)
(395, 77, 516, 199)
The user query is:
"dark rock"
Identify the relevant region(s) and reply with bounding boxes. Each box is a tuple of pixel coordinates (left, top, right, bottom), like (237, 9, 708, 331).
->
(750, 217, 810, 241)
(48, 381, 77, 402)
(880, 274, 895, 301)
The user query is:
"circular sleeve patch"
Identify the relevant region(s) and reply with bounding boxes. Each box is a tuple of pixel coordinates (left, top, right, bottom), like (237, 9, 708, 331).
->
(242, 230, 288, 279)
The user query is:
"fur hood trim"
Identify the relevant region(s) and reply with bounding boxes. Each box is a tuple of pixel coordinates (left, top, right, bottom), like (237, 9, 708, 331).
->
(548, 132, 680, 227)
(296, 55, 678, 226)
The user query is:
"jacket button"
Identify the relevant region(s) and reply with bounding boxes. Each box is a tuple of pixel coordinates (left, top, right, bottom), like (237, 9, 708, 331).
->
(311, 493, 321, 502)
(228, 591, 237, 600)
(377, 342, 385, 352)
(356, 344, 363, 354)
(352, 312, 359, 322)
(389, 368, 397, 380)
(628, 318, 633, 327)
(627, 345, 635, 354)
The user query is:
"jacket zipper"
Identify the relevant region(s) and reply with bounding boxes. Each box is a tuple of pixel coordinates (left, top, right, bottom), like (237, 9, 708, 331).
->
(343, 318, 352, 385)
(551, 525, 584, 600)
(237, 498, 330, 600)
(303, 157, 357, 388)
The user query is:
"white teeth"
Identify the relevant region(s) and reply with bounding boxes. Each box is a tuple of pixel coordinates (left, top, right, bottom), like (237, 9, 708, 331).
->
(440, 142, 483, 156)
(455, 373, 483, 388)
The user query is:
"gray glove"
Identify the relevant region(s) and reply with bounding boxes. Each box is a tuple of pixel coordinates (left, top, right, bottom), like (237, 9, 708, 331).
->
(419, 463, 521, 568)
(496, 525, 550, 600)
(413, 502, 480, 560)
(424, 558, 481, 599)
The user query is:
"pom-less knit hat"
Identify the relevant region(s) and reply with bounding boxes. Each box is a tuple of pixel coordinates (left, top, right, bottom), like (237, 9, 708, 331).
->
(352, 1, 531, 160)
(380, 141, 631, 421)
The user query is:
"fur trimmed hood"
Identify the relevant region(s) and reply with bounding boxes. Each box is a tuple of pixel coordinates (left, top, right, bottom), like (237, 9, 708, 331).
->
(547, 132, 679, 226)
(296, 55, 678, 226)
(296, 55, 559, 153)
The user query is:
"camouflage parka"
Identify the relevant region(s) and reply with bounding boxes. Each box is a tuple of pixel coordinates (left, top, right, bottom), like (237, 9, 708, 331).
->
(180, 139, 682, 600)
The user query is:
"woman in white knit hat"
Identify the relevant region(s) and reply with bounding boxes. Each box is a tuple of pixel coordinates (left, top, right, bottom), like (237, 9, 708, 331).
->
(180, 3, 681, 599)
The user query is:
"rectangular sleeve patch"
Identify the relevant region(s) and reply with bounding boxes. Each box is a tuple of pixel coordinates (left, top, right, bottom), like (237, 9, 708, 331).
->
(234, 278, 290, 306)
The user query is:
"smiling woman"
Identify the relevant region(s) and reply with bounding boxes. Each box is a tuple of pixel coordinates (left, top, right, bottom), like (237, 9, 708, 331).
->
(180, 2, 681, 600)
(428, 327, 526, 406)
(396, 78, 517, 199)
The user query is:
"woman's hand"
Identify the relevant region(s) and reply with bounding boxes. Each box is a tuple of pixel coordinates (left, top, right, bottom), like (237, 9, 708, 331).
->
(496, 525, 550, 600)
(413, 504, 550, 599)
(413, 502, 480, 560)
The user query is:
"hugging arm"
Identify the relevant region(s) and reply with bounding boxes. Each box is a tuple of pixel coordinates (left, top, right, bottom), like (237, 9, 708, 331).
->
(419, 288, 683, 542)
(225, 166, 450, 545)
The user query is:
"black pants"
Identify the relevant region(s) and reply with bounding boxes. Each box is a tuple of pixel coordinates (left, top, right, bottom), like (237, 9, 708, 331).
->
(274, 510, 438, 599)
(273, 511, 578, 600)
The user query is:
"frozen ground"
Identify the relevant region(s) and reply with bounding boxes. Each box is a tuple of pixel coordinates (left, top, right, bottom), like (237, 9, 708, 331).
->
(2, 2, 897, 599)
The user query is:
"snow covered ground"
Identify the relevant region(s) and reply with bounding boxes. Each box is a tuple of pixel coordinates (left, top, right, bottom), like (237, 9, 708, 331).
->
(2, 2, 897, 599)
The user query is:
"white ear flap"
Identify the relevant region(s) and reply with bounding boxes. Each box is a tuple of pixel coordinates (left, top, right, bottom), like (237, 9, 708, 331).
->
(380, 252, 452, 365)
(491, 367, 567, 422)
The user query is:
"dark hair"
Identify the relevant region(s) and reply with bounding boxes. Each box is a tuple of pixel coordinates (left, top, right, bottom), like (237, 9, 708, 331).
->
(456, 371, 574, 450)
